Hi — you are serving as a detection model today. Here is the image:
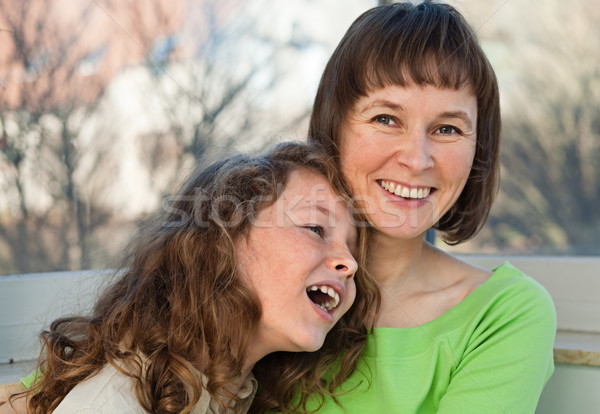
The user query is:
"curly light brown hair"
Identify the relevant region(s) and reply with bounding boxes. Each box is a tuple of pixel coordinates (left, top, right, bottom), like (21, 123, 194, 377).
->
(11, 142, 378, 414)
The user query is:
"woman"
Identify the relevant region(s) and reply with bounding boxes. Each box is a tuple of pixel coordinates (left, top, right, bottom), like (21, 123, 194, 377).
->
(0, 142, 379, 413)
(301, 2, 556, 413)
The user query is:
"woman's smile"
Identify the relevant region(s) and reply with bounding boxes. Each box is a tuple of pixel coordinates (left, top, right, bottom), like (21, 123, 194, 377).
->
(378, 179, 433, 200)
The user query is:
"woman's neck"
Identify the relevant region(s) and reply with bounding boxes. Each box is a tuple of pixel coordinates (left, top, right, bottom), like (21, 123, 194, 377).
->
(368, 231, 431, 288)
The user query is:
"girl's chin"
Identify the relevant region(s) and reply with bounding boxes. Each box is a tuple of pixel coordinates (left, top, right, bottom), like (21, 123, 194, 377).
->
(293, 339, 325, 353)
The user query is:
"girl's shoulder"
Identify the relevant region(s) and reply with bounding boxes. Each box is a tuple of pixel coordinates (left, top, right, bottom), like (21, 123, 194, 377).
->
(52, 364, 146, 414)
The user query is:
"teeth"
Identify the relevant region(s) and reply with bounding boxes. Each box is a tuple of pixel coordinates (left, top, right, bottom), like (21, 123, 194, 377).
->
(308, 284, 340, 311)
(379, 180, 431, 199)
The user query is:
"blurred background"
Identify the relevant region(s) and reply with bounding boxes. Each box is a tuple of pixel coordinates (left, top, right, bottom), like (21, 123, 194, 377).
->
(1, 0, 598, 276)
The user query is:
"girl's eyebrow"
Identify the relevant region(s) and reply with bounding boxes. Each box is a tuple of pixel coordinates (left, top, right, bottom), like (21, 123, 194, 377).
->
(297, 203, 331, 216)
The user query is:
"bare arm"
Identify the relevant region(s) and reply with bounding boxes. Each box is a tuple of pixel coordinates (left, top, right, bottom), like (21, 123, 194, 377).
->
(0, 384, 29, 414)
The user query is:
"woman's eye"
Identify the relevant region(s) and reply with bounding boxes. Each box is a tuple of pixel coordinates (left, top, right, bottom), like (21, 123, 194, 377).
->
(373, 115, 397, 126)
(437, 125, 460, 135)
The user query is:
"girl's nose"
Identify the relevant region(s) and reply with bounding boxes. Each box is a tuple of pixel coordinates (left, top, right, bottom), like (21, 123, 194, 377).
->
(328, 246, 358, 279)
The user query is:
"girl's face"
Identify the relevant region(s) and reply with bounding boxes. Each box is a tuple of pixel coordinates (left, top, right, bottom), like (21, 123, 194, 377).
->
(339, 84, 477, 240)
(236, 168, 358, 358)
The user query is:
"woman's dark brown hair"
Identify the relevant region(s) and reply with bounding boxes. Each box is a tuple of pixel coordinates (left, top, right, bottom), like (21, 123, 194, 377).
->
(309, 1, 501, 244)
(15, 142, 379, 413)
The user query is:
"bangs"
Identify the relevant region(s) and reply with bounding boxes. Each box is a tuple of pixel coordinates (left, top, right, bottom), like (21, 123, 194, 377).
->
(350, 2, 486, 95)
(364, 44, 474, 92)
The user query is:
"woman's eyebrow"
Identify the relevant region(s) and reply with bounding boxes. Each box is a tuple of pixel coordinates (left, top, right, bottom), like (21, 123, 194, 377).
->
(360, 99, 404, 113)
(439, 111, 475, 130)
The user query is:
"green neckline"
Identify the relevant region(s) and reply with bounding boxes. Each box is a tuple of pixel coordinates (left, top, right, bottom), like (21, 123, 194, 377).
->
(362, 262, 522, 356)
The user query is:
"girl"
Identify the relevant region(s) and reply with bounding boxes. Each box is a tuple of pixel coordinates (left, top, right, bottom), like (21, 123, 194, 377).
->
(1, 142, 379, 413)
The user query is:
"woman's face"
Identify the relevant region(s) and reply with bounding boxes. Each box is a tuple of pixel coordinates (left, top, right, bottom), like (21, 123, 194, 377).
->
(339, 84, 477, 240)
(236, 168, 358, 358)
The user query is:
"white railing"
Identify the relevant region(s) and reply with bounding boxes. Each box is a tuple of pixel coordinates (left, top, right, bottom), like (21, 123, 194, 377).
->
(1, 255, 599, 363)
(0, 269, 112, 363)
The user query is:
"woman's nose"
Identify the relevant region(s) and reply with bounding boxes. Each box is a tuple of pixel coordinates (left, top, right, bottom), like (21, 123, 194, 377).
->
(396, 129, 434, 172)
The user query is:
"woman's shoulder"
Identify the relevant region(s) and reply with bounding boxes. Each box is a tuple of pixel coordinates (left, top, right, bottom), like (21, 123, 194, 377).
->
(484, 261, 554, 305)
(427, 248, 492, 306)
(436, 249, 554, 311)
(458, 261, 556, 336)
(431, 252, 555, 332)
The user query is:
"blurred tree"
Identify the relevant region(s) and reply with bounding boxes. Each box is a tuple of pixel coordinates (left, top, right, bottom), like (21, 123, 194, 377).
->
(0, 0, 311, 274)
(485, 0, 600, 254)
(128, 0, 310, 194)
(0, 0, 117, 272)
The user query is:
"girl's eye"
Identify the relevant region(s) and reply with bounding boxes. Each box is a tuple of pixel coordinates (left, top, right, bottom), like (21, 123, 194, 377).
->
(373, 115, 397, 126)
(306, 225, 324, 238)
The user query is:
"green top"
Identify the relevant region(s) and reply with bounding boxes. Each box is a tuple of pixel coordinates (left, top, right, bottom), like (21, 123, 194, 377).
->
(298, 262, 556, 414)
(20, 370, 39, 389)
